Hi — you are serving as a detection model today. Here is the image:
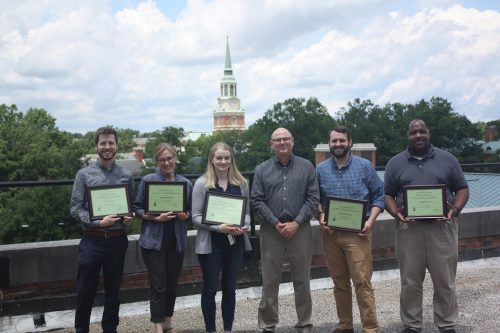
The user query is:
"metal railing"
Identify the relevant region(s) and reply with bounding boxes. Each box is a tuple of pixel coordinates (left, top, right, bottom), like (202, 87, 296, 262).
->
(1, 163, 500, 243)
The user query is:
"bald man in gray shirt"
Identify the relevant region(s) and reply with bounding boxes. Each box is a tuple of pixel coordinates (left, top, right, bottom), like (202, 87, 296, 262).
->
(252, 128, 319, 333)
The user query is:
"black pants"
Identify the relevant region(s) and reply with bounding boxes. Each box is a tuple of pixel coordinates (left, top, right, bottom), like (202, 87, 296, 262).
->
(141, 240, 184, 323)
(75, 234, 128, 333)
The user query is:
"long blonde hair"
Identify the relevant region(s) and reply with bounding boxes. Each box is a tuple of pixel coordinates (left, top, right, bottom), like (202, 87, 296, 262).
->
(203, 142, 247, 189)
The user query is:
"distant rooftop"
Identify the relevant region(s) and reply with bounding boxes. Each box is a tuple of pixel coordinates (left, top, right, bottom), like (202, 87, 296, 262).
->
(377, 171, 500, 209)
(482, 140, 500, 154)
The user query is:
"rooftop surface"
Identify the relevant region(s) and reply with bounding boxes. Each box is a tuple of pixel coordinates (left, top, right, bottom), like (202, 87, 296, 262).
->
(3, 257, 499, 333)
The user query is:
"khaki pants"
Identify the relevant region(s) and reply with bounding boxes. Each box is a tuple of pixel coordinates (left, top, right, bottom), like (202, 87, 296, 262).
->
(322, 229, 379, 333)
(258, 222, 313, 333)
(395, 219, 458, 332)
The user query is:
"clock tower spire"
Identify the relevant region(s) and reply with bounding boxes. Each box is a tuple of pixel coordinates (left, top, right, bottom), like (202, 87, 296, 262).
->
(213, 37, 245, 131)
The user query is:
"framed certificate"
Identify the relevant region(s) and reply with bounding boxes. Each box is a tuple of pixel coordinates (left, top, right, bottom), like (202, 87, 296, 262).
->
(202, 192, 246, 226)
(324, 196, 368, 232)
(145, 181, 187, 215)
(403, 184, 447, 220)
(87, 184, 132, 220)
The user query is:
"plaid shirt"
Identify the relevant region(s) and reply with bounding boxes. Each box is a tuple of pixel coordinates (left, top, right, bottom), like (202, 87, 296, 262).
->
(316, 154, 384, 214)
(70, 159, 134, 230)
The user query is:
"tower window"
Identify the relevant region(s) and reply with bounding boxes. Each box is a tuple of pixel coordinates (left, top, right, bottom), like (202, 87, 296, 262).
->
(232, 116, 237, 125)
(230, 85, 234, 96)
(224, 85, 228, 96)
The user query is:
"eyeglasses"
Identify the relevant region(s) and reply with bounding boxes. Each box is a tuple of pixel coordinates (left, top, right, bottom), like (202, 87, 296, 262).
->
(158, 156, 175, 164)
(271, 137, 292, 143)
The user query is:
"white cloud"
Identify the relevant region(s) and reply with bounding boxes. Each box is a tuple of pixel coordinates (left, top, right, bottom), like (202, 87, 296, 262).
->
(0, 1, 499, 134)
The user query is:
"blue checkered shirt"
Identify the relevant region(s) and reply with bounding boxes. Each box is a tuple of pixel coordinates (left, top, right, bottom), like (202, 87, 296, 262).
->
(316, 154, 384, 214)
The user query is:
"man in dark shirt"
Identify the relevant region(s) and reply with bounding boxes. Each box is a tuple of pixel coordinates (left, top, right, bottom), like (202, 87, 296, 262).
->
(384, 119, 469, 333)
(70, 127, 134, 333)
(252, 127, 319, 333)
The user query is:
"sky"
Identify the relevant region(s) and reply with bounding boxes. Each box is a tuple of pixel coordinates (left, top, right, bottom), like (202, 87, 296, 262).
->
(1, 0, 499, 134)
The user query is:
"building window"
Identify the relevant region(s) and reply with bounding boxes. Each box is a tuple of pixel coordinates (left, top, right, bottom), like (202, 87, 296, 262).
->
(224, 85, 228, 96)
(232, 116, 237, 125)
(230, 85, 234, 96)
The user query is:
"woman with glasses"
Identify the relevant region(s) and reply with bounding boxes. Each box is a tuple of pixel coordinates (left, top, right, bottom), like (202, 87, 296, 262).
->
(133, 143, 192, 333)
(192, 142, 252, 333)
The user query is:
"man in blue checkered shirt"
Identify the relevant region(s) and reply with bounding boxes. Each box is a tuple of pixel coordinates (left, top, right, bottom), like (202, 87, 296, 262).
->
(316, 126, 384, 333)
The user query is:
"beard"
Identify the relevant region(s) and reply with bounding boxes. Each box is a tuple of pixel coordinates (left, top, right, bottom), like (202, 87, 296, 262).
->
(98, 150, 116, 161)
(330, 146, 350, 159)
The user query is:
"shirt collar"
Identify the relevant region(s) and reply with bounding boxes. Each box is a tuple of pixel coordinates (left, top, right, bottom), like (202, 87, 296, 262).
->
(96, 159, 116, 171)
(273, 153, 295, 167)
(406, 144, 435, 160)
(156, 167, 177, 181)
(331, 152, 353, 170)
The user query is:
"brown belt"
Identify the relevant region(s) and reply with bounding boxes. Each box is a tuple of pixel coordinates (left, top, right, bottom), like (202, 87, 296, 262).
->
(83, 229, 126, 238)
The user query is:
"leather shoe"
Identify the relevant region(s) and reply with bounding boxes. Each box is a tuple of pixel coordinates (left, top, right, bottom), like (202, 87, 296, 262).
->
(333, 329, 354, 333)
(262, 330, 274, 333)
(442, 329, 456, 333)
(401, 328, 419, 333)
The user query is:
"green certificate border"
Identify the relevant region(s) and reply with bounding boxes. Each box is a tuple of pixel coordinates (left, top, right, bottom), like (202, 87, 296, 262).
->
(403, 184, 446, 220)
(145, 181, 187, 215)
(202, 192, 246, 226)
(324, 196, 368, 232)
(87, 184, 132, 220)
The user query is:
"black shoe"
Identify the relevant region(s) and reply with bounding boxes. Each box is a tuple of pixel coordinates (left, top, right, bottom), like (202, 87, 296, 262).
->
(262, 330, 274, 333)
(442, 329, 456, 333)
(401, 328, 419, 333)
(333, 329, 354, 333)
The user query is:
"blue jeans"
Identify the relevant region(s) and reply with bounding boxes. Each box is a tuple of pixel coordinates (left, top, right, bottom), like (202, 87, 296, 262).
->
(75, 234, 128, 333)
(198, 235, 244, 332)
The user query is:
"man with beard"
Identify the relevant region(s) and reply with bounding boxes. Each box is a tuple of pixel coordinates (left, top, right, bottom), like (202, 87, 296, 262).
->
(384, 119, 469, 333)
(70, 127, 134, 333)
(316, 126, 384, 333)
(252, 127, 319, 333)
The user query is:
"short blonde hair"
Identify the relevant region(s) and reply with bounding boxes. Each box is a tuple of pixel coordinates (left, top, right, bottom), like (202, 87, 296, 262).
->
(203, 142, 247, 189)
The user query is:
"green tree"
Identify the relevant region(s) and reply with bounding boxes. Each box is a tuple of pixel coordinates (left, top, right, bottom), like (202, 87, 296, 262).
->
(116, 127, 140, 153)
(143, 126, 188, 172)
(337, 97, 483, 165)
(405, 97, 483, 162)
(0, 104, 85, 244)
(245, 97, 335, 165)
(183, 130, 249, 173)
(76, 127, 140, 154)
(337, 99, 409, 165)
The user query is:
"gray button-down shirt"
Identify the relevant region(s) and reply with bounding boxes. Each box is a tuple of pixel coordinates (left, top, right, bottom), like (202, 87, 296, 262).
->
(251, 154, 319, 226)
(70, 159, 134, 230)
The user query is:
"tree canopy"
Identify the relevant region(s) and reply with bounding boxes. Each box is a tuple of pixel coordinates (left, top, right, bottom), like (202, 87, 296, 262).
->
(244, 97, 335, 166)
(0, 97, 493, 244)
(0, 104, 85, 243)
(337, 97, 483, 165)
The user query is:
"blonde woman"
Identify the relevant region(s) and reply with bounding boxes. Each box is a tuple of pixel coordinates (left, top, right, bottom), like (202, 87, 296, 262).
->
(133, 143, 192, 333)
(192, 142, 252, 333)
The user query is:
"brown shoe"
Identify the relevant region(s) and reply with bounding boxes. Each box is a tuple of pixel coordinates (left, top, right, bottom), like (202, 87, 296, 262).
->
(333, 329, 354, 333)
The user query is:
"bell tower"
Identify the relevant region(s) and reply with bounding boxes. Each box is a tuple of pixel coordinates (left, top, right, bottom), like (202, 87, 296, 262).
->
(213, 37, 245, 131)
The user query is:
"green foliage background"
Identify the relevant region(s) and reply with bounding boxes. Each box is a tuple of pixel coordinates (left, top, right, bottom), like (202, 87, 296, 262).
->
(0, 96, 491, 244)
